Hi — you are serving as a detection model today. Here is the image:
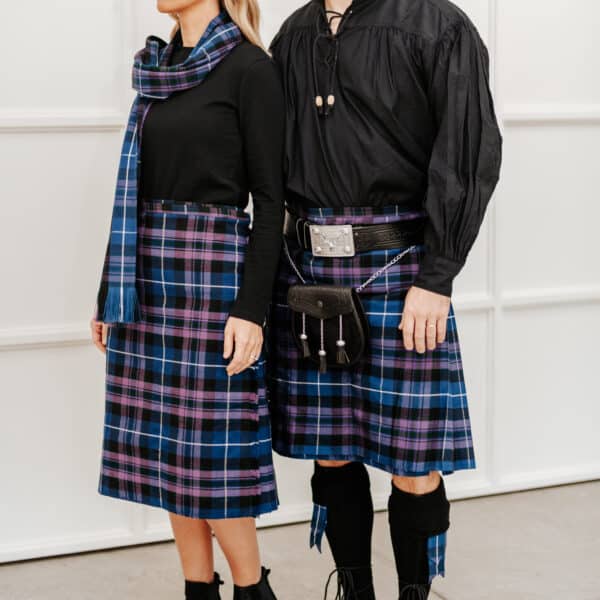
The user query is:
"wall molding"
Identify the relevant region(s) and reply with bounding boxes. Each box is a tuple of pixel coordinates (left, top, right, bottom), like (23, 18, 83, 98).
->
(0, 110, 125, 133)
(3, 284, 598, 350)
(501, 285, 600, 309)
(503, 103, 600, 125)
(4, 470, 599, 564)
(0, 323, 91, 350)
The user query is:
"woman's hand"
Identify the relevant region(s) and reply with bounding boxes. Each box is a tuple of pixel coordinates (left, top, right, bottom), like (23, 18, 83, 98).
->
(399, 286, 451, 354)
(223, 317, 263, 376)
(91, 319, 109, 354)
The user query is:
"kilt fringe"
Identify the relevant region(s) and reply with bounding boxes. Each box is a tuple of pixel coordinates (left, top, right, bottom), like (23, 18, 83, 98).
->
(310, 503, 328, 552)
(427, 533, 447, 582)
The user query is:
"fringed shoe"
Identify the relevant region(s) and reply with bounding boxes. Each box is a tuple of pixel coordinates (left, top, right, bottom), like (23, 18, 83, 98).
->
(323, 567, 376, 600)
(398, 582, 431, 600)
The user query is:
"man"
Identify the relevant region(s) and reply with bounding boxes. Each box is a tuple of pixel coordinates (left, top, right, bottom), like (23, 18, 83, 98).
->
(267, 0, 502, 598)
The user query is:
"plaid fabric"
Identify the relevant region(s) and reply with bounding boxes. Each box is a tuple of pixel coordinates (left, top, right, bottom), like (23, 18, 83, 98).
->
(96, 12, 242, 324)
(99, 203, 278, 519)
(266, 205, 476, 476)
(427, 532, 447, 583)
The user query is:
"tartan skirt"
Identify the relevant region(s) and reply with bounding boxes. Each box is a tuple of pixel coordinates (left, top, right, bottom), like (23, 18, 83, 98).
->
(99, 202, 279, 519)
(266, 205, 476, 477)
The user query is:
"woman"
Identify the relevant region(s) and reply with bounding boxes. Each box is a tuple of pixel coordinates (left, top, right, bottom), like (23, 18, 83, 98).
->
(267, 0, 502, 598)
(90, 1, 284, 599)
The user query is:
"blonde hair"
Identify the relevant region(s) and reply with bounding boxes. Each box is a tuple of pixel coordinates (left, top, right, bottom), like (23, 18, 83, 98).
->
(170, 1, 263, 49)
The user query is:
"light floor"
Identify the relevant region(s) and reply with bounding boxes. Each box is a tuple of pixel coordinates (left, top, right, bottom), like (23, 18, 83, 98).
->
(1, 481, 599, 600)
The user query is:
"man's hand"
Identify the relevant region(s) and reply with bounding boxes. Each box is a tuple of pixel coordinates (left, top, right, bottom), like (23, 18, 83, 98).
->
(223, 317, 263, 377)
(399, 286, 451, 354)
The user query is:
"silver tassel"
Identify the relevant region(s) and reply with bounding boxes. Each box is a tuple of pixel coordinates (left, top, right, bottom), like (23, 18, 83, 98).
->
(300, 313, 310, 358)
(336, 315, 349, 365)
(319, 318, 327, 373)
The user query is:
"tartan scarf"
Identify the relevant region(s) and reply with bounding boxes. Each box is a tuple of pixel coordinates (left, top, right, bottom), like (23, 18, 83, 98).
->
(96, 11, 242, 323)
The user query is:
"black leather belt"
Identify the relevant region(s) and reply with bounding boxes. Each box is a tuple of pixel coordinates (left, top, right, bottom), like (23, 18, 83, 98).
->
(284, 210, 425, 256)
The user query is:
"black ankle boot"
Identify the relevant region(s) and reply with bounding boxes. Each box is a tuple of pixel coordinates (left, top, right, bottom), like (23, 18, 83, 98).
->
(398, 581, 431, 600)
(233, 567, 277, 600)
(185, 572, 223, 600)
(323, 567, 376, 600)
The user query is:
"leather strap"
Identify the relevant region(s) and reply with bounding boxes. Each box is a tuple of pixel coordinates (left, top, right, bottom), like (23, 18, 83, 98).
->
(284, 210, 425, 253)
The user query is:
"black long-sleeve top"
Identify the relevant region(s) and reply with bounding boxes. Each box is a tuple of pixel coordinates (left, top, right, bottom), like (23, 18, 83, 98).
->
(271, 0, 503, 296)
(140, 40, 285, 325)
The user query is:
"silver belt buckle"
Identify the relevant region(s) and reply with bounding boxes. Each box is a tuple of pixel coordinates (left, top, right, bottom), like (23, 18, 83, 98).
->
(309, 224, 355, 257)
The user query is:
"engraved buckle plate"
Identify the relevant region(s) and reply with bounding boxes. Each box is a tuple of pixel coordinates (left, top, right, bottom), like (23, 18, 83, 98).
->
(309, 224, 355, 257)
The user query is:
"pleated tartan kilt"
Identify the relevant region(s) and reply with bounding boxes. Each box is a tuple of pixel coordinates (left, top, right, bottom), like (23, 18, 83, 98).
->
(266, 205, 476, 477)
(99, 202, 278, 519)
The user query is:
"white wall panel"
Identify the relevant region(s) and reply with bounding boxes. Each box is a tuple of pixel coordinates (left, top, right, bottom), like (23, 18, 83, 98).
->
(498, 125, 600, 293)
(0, 1, 124, 113)
(497, 0, 600, 106)
(2, 0, 599, 564)
(0, 132, 120, 330)
(0, 344, 132, 561)
(495, 304, 600, 483)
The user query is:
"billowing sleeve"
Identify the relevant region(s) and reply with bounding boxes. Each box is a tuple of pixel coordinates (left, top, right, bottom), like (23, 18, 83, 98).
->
(228, 57, 285, 325)
(413, 21, 502, 297)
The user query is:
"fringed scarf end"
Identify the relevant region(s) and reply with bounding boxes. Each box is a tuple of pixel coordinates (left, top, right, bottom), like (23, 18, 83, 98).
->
(102, 286, 141, 324)
(309, 503, 328, 552)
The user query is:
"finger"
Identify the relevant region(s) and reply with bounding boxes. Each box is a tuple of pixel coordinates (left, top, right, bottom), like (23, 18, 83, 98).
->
(426, 319, 437, 351)
(227, 335, 250, 375)
(223, 324, 234, 359)
(436, 317, 447, 344)
(414, 315, 426, 354)
(244, 335, 263, 370)
(239, 344, 258, 373)
(238, 336, 257, 372)
(102, 324, 108, 346)
(402, 312, 415, 350)
(254, 337, 264, 360)
(248, 339, 262, 366)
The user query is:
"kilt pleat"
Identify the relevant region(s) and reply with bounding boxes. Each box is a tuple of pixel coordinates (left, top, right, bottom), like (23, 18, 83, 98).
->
(99, 203, 278, 518)
(266, 206, 476, 476)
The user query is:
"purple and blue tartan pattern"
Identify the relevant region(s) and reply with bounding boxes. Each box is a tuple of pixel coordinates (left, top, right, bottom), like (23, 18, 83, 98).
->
(96, 12, 242, 324)
(99, 203, 279, 519)
(427, 532, 447, 582)
(266, 205, 476, 477)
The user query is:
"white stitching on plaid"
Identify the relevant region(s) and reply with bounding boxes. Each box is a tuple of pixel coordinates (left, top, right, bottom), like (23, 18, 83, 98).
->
(137, 278, 238, 289)
(377, 250, 389, 459)
(158, 212, 167, 506)
(104, 424, 271, 447)
(120, 122, 138, 321)
(271, 377, 467, 398)
(109, 348, 228, 369)
(224, 375, 231, 518)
